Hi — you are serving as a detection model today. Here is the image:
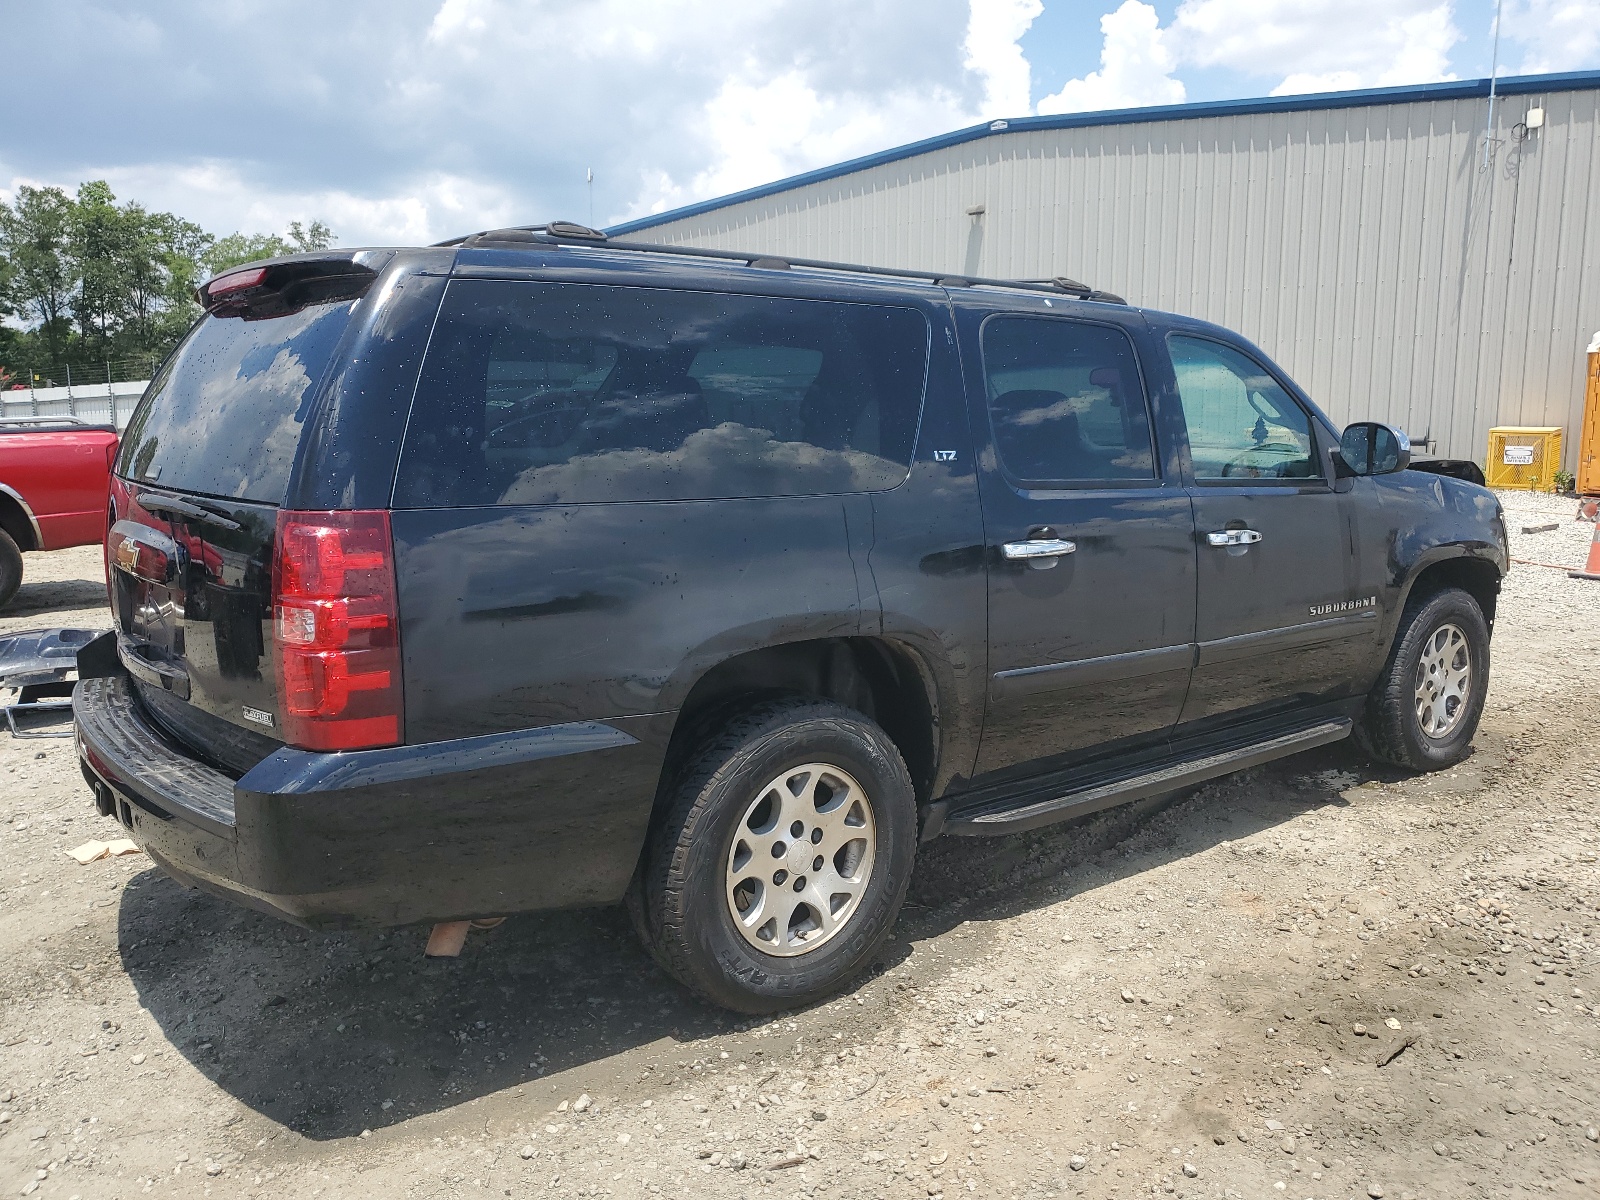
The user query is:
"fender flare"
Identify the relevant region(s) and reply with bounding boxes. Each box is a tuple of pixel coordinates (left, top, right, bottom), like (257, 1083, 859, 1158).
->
(651, 622, 968, 808)
(1387, 544, 1504, 643)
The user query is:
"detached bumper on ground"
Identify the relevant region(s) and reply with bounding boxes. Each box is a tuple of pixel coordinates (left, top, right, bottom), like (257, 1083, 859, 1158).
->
(73, 675, 664, 928)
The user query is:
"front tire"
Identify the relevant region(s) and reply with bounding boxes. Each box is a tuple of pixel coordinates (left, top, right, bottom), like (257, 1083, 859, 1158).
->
(0, 529, 22, 610)
(633, 697, 917, 1013)
(1357, 586, 1489, 771)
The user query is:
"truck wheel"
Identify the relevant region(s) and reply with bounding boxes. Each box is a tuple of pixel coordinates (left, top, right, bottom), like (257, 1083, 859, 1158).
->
(0, 529, 22, 610)
(1357, 586, 1489, 771)
(632, 697, 917, 1013)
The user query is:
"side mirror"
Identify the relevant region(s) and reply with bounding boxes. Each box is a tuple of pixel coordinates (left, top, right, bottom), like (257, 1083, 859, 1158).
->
(1339, 422, 1411, 476)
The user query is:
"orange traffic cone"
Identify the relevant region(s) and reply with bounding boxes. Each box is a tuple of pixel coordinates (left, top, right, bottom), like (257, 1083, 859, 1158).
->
(1573, 522, 1600, 580)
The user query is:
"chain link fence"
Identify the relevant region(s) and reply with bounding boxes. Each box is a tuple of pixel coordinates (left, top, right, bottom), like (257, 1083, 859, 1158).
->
(4, 354, 161, 391)
(2, 357, 156, 429)
(2, 377, 147, 429)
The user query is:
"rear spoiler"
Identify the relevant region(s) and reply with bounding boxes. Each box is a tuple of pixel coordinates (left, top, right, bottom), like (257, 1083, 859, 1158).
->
(195, 250, 395, 319)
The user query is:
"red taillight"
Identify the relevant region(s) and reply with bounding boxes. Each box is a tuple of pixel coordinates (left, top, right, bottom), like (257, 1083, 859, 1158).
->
(272, 510, 403, 751)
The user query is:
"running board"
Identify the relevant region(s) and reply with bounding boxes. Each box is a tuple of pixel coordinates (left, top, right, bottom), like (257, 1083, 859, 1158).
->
(939, 717, 1352, 837)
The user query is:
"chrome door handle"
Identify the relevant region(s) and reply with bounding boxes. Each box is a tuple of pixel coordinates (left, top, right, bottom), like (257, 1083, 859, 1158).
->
(1002, 538, 1076, 558)
(1002, 538, 1077, 568)
(1206, 529, 1263, 547)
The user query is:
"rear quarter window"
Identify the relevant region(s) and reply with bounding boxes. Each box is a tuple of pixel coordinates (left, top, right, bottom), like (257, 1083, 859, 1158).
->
(394, 279, 930, 507)
(118, 301, 355, 503)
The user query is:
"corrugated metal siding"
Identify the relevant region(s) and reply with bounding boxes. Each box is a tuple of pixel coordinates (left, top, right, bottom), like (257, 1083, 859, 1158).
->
(635, 86, 1600, 468)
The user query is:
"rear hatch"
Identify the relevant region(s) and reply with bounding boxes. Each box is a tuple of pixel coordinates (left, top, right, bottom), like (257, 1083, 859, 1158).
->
(109, 265, 367, 773)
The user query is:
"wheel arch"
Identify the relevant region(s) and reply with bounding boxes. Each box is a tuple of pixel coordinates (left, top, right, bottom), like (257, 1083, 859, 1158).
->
(0, 485, 42, 552)
(657, 636, 943, 811)
(1396, 551, 1502, 632)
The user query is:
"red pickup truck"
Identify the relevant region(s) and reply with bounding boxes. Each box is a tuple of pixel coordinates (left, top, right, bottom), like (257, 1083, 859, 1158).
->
(0, 418, 120, 609)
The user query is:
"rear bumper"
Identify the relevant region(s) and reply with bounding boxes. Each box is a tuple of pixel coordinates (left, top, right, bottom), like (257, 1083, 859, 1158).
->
(74, 675, 665, 928)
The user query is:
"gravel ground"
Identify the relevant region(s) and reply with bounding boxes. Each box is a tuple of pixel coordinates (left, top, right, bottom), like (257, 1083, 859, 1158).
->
(2, 492, 1599, 1200)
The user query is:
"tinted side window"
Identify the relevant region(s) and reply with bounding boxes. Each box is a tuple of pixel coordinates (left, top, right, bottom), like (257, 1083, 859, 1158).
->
(1168, 336, 1317, 481)
(980, 317, 1156, 484)
(119, 301, 356, 502)
(394, 280, 930, 507)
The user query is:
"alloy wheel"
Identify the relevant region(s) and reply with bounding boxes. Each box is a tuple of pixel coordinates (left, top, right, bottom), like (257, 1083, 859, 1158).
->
(1413, 622, 1472, 739)
(724, 763, 876, 956)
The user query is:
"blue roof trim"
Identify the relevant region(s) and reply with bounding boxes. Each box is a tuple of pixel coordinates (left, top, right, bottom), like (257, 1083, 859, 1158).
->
(606, 70, 1600, 236)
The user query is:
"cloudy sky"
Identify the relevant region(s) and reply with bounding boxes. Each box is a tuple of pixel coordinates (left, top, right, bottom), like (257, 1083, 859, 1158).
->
(2, 0, 1597, 245)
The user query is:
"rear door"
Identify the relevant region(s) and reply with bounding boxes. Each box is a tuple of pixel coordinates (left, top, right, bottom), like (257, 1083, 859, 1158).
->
(109, 295, 359, 768)
(1164, 331, 1374, 726)
(955, 298, 1197, 780)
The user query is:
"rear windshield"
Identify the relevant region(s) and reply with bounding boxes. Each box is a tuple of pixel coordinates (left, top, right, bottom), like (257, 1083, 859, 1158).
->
(394, 279, 930, 507)
(117, 301, 355, 503)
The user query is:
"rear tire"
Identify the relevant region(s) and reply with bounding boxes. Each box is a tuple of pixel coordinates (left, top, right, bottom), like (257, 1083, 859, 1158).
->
(633, 697, 917, 1013)
(0, 529, 22, 610)
(1357, 586, 1489, 771)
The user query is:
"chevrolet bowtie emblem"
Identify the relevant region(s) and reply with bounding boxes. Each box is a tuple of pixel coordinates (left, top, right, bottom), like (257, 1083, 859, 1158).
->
(114, 536, 139, 572)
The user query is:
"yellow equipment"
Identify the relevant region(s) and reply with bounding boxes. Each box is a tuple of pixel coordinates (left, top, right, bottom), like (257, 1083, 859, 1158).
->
(1485, 426, 1563, 491)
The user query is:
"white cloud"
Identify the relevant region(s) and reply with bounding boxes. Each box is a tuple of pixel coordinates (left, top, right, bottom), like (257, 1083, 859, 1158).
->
(964, 0, 1044, 118)
(1030, 0, 1462, 115)
(16, 0, 1591, 249)
(1035, 1, 1185, 114)
(649, 72, 974, 216)
(426, 0, 491, 42)
(402, 0, 985, 226)
(1504, 0, 1600, 74)
(695, 73, 830, 203)
(2, 0, 981, 244)
(2, 160, 521, 247)
(1270, 71, 1365, 95)
(1168, 0, 1460, 94)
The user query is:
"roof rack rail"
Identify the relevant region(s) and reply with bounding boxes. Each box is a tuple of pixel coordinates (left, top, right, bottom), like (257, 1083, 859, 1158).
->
(436, 222, 1127, 304)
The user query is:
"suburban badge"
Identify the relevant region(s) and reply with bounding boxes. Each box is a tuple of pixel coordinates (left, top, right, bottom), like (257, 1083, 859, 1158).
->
(1309, 596, 1377, 617)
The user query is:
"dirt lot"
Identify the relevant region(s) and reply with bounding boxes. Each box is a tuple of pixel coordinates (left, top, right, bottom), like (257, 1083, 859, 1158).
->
(2, 491, 1599, 1200)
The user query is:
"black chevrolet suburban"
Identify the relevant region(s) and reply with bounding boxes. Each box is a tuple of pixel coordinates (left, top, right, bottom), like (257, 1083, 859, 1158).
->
(75, 226, 1508, 1011)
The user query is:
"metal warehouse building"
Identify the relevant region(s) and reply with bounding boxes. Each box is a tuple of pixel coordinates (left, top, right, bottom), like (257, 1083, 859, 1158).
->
(611, 72, 1600, 469)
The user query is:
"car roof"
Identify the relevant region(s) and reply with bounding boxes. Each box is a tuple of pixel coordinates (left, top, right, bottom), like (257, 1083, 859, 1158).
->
(207, 233, 1260, 353)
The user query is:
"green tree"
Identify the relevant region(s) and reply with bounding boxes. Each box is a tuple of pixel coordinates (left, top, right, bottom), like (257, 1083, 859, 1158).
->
(0, 255, 19, 386)
(204, 218, 337, 274)
(0, 185, 77, 365)
(0, 251, 15, 322)
(288, 219, 334, 252)
(62, 181, 214, 368)
(1, 182, 335, 381)
(204, 231, 293, 274)
(126, 210, 209, 350)
(70, 180, 134, 348)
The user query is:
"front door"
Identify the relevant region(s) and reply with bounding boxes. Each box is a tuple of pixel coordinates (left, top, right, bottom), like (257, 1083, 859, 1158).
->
(961, 304, 1197, 780)
(1166, 332, 1376, 726)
